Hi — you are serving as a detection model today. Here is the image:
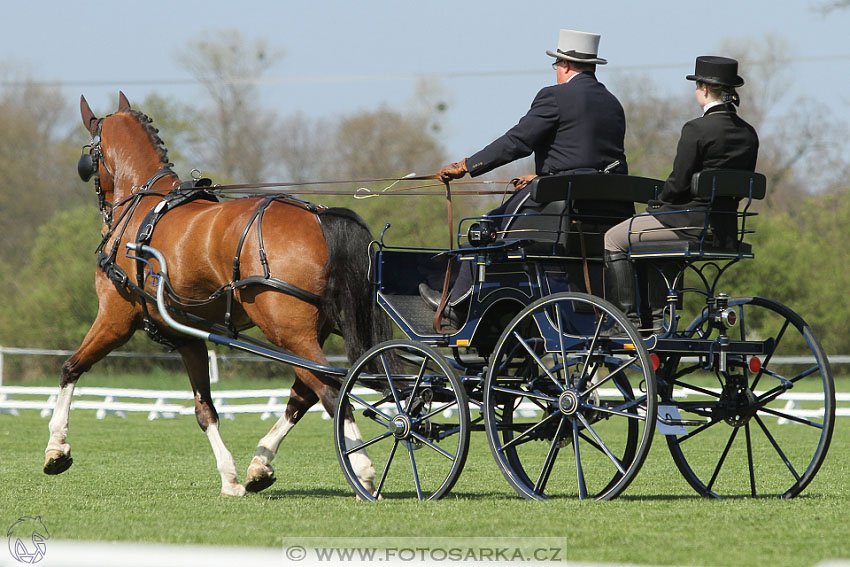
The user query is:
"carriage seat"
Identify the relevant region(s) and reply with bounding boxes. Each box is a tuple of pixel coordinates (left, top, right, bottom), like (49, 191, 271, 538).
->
(627, 169, 766, 261)
(500, 173, 663, 257)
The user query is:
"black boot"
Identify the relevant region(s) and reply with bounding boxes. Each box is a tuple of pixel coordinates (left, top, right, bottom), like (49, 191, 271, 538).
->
(418, 283, 466, 328)
(604, 251, 640, 329)
(644, 265, 668, 333)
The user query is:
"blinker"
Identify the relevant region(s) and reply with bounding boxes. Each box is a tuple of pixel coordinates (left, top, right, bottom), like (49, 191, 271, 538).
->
(77, 153, 95, 182)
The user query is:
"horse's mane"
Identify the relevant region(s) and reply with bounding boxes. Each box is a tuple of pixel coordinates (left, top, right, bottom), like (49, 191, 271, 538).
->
(127, 109, 173, 166)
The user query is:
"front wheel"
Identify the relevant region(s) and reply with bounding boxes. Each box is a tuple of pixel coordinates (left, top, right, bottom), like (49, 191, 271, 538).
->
(484, 292, 656, 500)
(334, 340, 470, 501)
(662, 296, 835, 498)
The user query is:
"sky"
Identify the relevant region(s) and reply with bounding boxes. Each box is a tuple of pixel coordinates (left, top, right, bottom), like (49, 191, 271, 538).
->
(2, 0, 849, 170)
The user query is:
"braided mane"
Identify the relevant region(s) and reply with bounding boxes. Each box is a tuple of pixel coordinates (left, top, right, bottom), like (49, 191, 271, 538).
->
(128, 109, 173, 167)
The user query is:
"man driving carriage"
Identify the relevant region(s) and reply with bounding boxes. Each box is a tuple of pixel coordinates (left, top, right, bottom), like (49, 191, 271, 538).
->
(421, 29, 630, 324)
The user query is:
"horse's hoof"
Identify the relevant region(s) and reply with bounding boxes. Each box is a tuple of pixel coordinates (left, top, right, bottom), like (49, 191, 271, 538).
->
(245, 462, 276, 493)
(245, 473, 276, 493)
(43, 452, 73, 475)
(220, 483, 246, 497)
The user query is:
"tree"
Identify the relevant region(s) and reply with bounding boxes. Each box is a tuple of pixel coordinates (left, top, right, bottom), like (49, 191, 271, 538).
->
(0, 78, 85, 269)
(176, 30, 283, 183)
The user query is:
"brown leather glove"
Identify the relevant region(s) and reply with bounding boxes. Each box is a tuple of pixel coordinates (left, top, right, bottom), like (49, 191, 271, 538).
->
(439, 158, 468, 182)
(511, 174, 538, 191)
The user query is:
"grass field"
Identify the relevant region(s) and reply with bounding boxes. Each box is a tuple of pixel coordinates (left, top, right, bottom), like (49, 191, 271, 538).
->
(2, 373, 849, 567)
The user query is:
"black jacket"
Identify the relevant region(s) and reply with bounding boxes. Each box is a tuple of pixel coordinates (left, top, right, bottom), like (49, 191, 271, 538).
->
(466, 72, 627, 177)
(652, 104, 759, 237)
(467, 72, 631, 220)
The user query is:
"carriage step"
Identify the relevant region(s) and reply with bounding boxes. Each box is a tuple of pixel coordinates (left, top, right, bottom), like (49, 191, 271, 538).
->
(656, 404, 705, 435)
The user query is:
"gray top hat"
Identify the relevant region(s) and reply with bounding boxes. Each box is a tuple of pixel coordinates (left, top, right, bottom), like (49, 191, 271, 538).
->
(686, 56, 744, 88)
(546, 29, 607, 65)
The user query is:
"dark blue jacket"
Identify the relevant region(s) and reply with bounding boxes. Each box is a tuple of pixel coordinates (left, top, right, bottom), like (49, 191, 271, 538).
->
(466, 72, 628, 178)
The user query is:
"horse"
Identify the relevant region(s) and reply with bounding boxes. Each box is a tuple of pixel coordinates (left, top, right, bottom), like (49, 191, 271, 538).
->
(43, 92, 389, 496)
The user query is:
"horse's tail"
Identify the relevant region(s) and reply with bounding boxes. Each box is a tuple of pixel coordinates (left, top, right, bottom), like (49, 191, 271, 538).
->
(318, 207, 391, 364)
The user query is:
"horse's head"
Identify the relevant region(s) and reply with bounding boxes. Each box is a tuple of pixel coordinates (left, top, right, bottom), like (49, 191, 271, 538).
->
(77, 91, 175, 226)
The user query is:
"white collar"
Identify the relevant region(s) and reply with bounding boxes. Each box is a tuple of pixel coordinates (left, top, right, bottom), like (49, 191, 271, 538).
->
(702, 100, 724, 115)
(565, 71, 584, 84)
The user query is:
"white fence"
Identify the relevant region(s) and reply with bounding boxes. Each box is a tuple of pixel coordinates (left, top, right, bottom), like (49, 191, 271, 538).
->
(1, 345, 848, 422)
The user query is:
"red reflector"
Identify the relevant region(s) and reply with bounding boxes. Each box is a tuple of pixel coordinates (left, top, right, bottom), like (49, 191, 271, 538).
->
(749, 356, 762, 373)
(650, 353, 661, 371)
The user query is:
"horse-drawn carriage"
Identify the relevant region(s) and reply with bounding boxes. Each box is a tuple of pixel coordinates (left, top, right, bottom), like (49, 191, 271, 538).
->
(50, 94, 834, 502)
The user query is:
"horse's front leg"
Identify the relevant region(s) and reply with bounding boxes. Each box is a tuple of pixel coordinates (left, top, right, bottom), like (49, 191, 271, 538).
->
(44, 307, 135, 475)
(179, 340, 245, 497)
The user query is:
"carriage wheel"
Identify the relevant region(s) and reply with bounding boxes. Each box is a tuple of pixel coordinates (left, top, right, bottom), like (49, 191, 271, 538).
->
(663, 296, 835, 498)
(334, 340, 470, 501)
(484, 292, 656, 500)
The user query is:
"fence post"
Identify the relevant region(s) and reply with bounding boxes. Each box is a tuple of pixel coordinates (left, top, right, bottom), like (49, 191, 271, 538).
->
(0, 346, 4, 386)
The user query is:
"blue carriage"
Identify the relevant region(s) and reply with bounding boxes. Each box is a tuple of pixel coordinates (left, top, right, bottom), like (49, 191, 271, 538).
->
(332, 169, 835, 501)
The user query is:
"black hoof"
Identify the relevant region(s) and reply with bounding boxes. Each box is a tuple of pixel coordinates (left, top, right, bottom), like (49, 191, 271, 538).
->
(43, 454, 73, 475)
(245, 474, 276, 493)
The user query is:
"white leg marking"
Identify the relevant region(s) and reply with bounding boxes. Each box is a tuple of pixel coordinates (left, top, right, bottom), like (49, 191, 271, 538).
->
(45, 383, 75, 458)
(205, 422, 245, 497)
(251, 414, 296, 468)
(344, 418, 376, 492)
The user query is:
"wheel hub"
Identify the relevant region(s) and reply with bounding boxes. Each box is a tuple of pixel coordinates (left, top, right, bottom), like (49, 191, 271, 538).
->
(558, 390, 580, 416)
(390, 414, 412, 438)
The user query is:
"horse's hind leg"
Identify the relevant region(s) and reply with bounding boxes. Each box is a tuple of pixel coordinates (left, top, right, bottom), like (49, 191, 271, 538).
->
(44, 308, 135, 475)
(245, 376, 317, 492)
(179, 339, 245, 497)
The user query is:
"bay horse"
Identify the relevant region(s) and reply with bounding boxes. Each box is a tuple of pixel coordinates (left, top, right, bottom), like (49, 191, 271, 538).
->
(43, 92, 388, 496)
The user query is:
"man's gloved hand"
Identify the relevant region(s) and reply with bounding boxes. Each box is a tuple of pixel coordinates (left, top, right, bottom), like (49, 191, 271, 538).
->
(511, 174, 538, 191)
(439, 158, 468, 182)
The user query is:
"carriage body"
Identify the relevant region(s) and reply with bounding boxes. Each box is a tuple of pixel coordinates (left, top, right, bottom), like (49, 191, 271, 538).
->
(334, 169, 835, 501)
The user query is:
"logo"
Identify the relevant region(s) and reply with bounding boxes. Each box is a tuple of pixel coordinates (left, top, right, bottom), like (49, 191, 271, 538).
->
(6, 516, 50, 564)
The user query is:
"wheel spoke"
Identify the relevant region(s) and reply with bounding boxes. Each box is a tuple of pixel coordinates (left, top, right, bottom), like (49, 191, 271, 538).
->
(404, 356, 430, 413)
(380, 353, 405, 413)
(534, 416, 568, 495)
(499, 411, 562, 452)
(581, 356, 638, 397)
(375, 439, 400, 499)
(754, 414, 801, 482)
(751, 318, 790, 391)
(586, 401, 645, 421)
(347, 393, 393, 423)
(572, 418, 588, 500)
(406, 441, 424, 500)
(707, 426, 740, 492)
(758, 406, 825, 429)
(344, 431, 394, 456)
(491, 385, 558, 404)
(409, 431, 456, 461)
(674, 417, 721, 444)
(414, 399, 459, 422)
(580, 312, 606, 382)
(746, 423, 756, 497)
(512, 331, 564, 392)
(576, 412, 626, 475)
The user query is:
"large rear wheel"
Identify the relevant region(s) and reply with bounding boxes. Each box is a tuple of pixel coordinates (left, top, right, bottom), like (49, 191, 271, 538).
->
(662, 296, 835, 498)
(484, 292, 656, 500)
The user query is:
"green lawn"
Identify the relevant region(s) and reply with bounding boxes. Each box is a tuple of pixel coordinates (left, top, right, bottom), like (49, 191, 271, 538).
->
(2, 404, 848, 566)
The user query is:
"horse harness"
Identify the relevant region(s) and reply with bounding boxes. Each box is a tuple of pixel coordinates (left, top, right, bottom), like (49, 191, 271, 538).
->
(86, 161, 328, 350)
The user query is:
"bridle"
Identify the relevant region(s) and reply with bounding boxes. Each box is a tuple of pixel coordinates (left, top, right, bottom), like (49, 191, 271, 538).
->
(77, 118, 177, 229)
(77, 119, 116, 227)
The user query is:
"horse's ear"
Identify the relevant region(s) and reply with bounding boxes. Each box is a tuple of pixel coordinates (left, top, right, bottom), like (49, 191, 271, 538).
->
(80, 95, 99, 137)
(118, 91, 131, 113)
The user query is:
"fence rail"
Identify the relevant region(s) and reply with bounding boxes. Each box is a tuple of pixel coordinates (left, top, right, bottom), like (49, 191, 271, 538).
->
(1, 345, 847, 423)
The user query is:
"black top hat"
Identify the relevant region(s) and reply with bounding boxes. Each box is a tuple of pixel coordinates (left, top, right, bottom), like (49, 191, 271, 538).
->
(686, 56, 744, 88)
